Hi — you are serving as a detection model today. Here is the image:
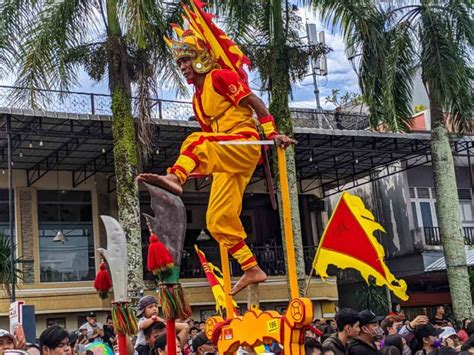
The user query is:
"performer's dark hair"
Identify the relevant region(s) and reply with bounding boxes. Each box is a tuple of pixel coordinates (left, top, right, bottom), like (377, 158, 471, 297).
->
(39, 326, 69, 354)
(335, 308, 360, 332)
(144, 321, 166, 338)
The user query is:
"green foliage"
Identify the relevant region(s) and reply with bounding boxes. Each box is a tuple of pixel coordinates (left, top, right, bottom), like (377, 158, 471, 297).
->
(354, 277, 389, 315)
(309, 0, 473, 133)
(325, 89, 362, 107)
(0, 234, 23, 296)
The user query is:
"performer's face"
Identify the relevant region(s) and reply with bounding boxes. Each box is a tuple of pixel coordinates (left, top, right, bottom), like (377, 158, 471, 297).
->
(177, 57, 195, 84)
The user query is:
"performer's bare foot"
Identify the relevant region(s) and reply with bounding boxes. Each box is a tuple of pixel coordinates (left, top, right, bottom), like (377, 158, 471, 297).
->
(136, 173, 183, 196)
(229, 265, 267, 296)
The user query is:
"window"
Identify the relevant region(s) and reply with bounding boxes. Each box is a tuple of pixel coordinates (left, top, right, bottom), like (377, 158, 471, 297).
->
(410, 187, 438, 228)
(38, 190, 94, 282)
(0, 189, 14, 238)
(46, 318, 66, 328)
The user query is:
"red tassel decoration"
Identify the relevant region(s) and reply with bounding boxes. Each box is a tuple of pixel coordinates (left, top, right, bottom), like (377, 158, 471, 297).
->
(94, 262, 113, 299)
(147, 234, 174, 275)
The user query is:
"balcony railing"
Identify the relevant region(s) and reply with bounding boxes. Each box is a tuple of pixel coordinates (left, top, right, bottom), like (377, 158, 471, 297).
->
(143, 245, 317, 280)
(0, 85, 369, 130)
(423, 226, 474, 246)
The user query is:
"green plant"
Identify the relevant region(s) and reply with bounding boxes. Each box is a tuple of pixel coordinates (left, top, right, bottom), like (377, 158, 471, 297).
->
(354, 277, 389, 315)
(0, 234, 23, 297)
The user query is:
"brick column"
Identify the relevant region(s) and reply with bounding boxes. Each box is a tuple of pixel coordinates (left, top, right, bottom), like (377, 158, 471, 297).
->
(18, 188, 37, 284)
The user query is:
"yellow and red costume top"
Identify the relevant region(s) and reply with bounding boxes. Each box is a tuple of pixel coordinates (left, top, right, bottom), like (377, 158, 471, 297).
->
(164, 0, 278, 270)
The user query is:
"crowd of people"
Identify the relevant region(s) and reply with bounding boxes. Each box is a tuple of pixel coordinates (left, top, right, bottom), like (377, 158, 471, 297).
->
(1, 299, 474, 355)
(304, 304, 474, 355)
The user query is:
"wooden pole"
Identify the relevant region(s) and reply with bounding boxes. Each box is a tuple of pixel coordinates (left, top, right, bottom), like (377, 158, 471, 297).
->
(219, 244, 235, 319)
(277, 147, 299, 300)
(166, 319, 177, 355)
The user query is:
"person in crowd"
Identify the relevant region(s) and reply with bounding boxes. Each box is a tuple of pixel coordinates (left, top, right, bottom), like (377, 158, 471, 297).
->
(348, 310, 384, 355)
(79, 312, 104, 343)
(398, 315, 430, 346)
(136, 322, 166, 355)
(198, 322, 206, 332)
(458, 319, 472, 343)
(382, 334, 411, 355)
(0, 330, 16, 355)
(189, 328, 199, 339)
(431, 306, 448, 328)
(322, 308, 361, 355)
(150, 334, 182, 355)
(135, 296, 165, 352)
(325, 320, 337, 335)
(413, 323, 443, 355)
(439, 327, 461, 351)
(192, 332, 217, 355)
(103, 315, 116, 349)
(388, 303, 405, 320)
(39, 326, 72, 355)
(460, 335, 474, 354)
(304, 337, 323, 355)
(26, 343, 41, 355)
(313, 320, 322, 329)
(382, 317, 404, 336)
(75, 325, 89, 354)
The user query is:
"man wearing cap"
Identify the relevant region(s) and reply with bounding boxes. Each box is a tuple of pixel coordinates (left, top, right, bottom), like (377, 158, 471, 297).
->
(0, 329, 16, 355)
(192, 331, 217, 355)
(348, 310, 384, 355)
(414, 324, 443, 354)
(79, 312, 104, 343)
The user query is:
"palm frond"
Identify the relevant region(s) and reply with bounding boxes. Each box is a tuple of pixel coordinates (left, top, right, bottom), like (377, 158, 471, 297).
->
(0, 0, 39, 78)
(442, 0, 474, 46)
(12, 0, 98, 107)
(379, 21, 416, 132)
(420, 5, 473, 133)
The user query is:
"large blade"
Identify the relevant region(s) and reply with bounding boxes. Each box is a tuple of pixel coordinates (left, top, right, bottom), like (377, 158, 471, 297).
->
(144, 183, 187, 267)
(99, 215, 128, 302)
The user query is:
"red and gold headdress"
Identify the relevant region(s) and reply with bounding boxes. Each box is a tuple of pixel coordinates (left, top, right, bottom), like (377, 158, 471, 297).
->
(164, 0, 251, 82)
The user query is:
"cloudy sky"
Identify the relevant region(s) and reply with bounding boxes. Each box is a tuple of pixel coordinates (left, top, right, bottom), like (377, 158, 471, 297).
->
(4, 5, 360, 111)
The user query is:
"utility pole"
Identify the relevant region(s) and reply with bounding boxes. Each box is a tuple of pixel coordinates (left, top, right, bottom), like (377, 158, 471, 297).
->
(305, 21, 328, 111)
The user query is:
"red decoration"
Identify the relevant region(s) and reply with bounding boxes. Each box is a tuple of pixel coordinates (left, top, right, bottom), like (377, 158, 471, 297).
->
(147, 234, 174, 274)
(94, 262, 113, 299)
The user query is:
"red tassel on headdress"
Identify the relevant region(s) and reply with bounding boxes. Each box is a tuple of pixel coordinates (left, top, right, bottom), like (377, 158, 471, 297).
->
(94, 262, 113, 299)
(147, 234, 174, 275)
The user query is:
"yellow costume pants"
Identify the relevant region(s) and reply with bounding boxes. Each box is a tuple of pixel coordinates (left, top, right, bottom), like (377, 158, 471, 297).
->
(168, 131, 261, 270)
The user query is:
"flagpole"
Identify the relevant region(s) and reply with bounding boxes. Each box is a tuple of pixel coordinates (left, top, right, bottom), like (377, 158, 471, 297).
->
(277, 147, 299, 299)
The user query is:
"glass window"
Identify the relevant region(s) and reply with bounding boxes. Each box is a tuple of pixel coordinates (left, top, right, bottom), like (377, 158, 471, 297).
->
(38, 190, 94, 282)
(0, 189, 14, 237)
(420, 202, 434, 227)
(460, 201, 473, 222)
(411, 202, 419, 228)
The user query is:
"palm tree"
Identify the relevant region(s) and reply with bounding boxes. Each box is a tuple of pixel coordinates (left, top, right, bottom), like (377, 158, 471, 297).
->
(0, 0, 185, 300)
(210, 0, 330, 295)
(309, 0, 473, 321)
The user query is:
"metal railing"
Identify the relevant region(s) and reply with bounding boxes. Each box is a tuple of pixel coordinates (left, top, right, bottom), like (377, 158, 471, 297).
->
(423, 226, 474, 246)
(0, 85, 370, 129)
(143, 245, 317, 280)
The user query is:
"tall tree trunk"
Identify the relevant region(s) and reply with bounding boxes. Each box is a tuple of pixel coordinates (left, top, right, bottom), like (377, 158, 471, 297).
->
(106, 0, 144, 300)
(430, 99, 472, 322)
(270, 0, 306, 296)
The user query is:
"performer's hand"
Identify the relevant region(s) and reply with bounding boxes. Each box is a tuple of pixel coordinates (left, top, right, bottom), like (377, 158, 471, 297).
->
(274, 135, 297, 149)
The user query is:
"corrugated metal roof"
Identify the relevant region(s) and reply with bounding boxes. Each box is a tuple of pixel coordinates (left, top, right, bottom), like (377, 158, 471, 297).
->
(425, 248, 474, 272)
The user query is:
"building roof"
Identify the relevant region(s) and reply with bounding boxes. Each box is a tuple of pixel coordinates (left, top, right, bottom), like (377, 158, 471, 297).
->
(425, 248, 474, 272)
(0, 97, 472, 197)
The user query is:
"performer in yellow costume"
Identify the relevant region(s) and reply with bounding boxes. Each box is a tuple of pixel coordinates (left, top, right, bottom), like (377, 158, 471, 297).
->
(137, 1, 293, 295)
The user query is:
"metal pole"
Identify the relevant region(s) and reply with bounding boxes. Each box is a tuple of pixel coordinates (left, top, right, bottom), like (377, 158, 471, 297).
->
(7, 116, 16, 302)
(277, 147, 299, 299)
